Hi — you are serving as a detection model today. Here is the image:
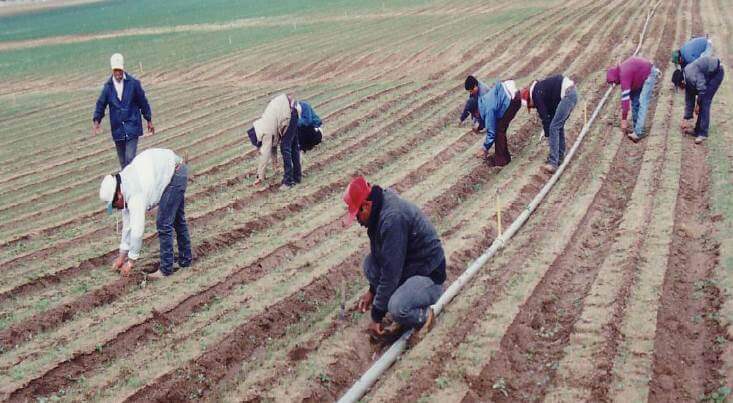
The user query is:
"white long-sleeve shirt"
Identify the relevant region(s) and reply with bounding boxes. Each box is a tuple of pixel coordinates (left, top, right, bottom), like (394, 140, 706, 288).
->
(119, 148, 182, 259)
(252, 94, 293, 180)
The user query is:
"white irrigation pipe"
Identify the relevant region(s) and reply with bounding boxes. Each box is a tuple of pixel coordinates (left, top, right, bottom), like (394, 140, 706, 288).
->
(339, 2, 661, 401)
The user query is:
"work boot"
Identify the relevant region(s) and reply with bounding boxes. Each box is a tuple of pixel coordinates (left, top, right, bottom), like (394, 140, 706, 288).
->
(627, 132, 641, 142)
(408, 307, 435, 347)
(541, 163, 557, 174)
(695, 136, 706, 144)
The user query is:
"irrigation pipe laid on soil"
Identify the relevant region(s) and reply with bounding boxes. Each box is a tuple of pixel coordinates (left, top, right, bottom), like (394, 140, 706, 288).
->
(338, 1, 662, 401)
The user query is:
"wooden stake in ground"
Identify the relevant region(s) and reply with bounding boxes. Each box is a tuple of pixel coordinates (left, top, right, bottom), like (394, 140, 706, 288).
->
(496, 189, 502, 237)
(339, 280, 346, 321)
(139, 62, 143, 74)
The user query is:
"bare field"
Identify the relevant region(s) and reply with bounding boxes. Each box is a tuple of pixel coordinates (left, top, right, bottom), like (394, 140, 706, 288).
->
(0, 0, 731, 401)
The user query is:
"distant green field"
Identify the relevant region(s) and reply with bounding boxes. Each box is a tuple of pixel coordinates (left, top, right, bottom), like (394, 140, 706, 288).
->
(0, 0, 429, 43)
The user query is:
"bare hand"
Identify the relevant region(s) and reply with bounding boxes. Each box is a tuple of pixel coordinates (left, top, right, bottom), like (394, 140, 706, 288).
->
(147, 121, 155, 136)
(368, 321, 384, 336)
(92, 121, 101, 136)
(475, 148, 487, 159)
(358, 290, 374, 313)
(120, 260, 133, 276)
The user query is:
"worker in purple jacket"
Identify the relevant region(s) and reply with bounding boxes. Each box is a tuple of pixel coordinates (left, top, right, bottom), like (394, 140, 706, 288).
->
(606, 56, 661, 142)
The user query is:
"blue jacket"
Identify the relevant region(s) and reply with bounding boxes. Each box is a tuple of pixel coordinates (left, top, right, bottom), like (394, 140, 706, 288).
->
(297, 101, 322, 128)
(93, 74, 152, 141)
(366, 187, 446, 322)
(680, 37, 713, 67)
(478, 81, 512, 151)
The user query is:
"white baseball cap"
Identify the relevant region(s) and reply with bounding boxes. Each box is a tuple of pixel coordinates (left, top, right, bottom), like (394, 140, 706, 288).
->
(99, 174, 116, 203)
(110, 53, 124, 71)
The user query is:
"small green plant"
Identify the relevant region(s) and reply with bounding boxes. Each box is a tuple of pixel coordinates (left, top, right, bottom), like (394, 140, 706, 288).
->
(493, 377, 509, 397)
(435, 376, 449, 390)
(95, 344, 103, 353)
(318, 373, 332, 384)
(701, 386, 731, 402)
(152, 322, 166, 336)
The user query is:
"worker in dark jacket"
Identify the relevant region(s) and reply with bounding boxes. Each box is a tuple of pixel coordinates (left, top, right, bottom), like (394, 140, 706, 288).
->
(673, 56, 725, 144)
(93, 53, 154, 168)
(295, 100, 323, 163)
(460, 75, 489, 129)
(342, 176, 446, 340)
(521, 74, 578, 173)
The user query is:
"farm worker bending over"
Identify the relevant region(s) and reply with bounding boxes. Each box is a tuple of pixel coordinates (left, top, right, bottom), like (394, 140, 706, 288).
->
(343, 176, 446, 341)
(672, 56, 725, 144)
(295, 100, 324, 165)
(672, 36, 713, 69)
(93, 53, 154, 169)
(248, 93, 300, 190)
(521, 74, 578, 174)
(98, 148, 191, 278)
(460, 75, 489, 130)
(606, 56, 661, 142)
(476, 80, 521, 166)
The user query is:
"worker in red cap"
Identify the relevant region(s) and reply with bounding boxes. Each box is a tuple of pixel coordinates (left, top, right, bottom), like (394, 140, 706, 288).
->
(342, 176, 446, 341)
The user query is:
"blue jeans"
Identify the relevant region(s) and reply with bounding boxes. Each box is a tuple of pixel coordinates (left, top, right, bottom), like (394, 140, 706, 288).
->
(631, 67, 660, 137)
(157, 164, 192, 275)
(695, 66, 724, 137)
(548, 87, 577, 167)
(281, 108, 302, 186)
(114, 136, 138, 169)
(363, 255, 444, 329)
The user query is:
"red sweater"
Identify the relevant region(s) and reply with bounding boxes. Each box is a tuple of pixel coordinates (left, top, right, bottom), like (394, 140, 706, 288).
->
(607, 56, 653, 119)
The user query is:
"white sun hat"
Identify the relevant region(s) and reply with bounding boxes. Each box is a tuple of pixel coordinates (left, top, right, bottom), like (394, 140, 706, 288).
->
(110, 53, 124, 70)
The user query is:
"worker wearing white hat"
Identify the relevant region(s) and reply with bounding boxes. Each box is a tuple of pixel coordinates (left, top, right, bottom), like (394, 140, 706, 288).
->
(99, 148, 191, 277)
(93, 53, 155, 168)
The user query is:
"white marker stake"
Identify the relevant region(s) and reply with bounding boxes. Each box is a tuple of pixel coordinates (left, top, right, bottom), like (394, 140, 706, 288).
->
(139, 62, 143, 74)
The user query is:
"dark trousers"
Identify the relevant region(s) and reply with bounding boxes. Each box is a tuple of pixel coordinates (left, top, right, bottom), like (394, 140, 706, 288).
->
(157, 164, 192, 276)
(695, 67, 724, 137)
(281, 108, 302, 185)
(114, 136, 138, 169)
(493, 92, 521, 166)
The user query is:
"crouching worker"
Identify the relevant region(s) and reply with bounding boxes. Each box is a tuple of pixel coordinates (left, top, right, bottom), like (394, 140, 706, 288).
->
(295, 100, 324, 167)
(99, 148, 191, 278)
(249, 93, 300, 190)
(476, 79, 521, 166)
(606, 56, 660, 142)
(342, 176, 446, 342)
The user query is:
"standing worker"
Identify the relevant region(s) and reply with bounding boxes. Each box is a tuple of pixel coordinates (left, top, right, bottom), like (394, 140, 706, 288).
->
(606, 56, 661, 142)
(98, 148, 191, 278)
(672, 56, 725, 144)
(93, 53, 154, 168)
(295, 100, 324, 166)
(249, 93, 300, 190)
(343, 176, 446, 341)
(476, 80, 521, 166)
(520, 74, 578, 174)
(671, 36, 713, 69)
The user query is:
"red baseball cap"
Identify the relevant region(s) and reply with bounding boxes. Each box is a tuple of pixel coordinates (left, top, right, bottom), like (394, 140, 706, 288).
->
(342, 176, 372, 227)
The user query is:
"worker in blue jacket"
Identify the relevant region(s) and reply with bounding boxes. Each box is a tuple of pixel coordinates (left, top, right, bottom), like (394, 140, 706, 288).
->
(295, 100, 323, 153)
(93, 53, 154, 168)
(476, 80, 521, 166)
(672, 36, 713, 69)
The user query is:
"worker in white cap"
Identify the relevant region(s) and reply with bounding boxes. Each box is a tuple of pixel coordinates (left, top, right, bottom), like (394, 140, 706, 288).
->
(93, 53, 155, 168)
(99, 148, 191, 278)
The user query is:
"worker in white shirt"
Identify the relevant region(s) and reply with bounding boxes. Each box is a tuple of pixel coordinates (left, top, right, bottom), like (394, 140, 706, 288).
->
(98, 148, 191, 277)
(93, 53, 155, 168)
(248, 93, 301, 190)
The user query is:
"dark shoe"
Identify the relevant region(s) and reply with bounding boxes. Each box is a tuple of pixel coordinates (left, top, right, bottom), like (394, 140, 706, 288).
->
(541, 163, 557, 174)
(408, 307, 435, 347)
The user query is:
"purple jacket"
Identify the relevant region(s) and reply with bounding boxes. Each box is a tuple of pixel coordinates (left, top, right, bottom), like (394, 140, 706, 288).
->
(606, 56, 652, 120)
